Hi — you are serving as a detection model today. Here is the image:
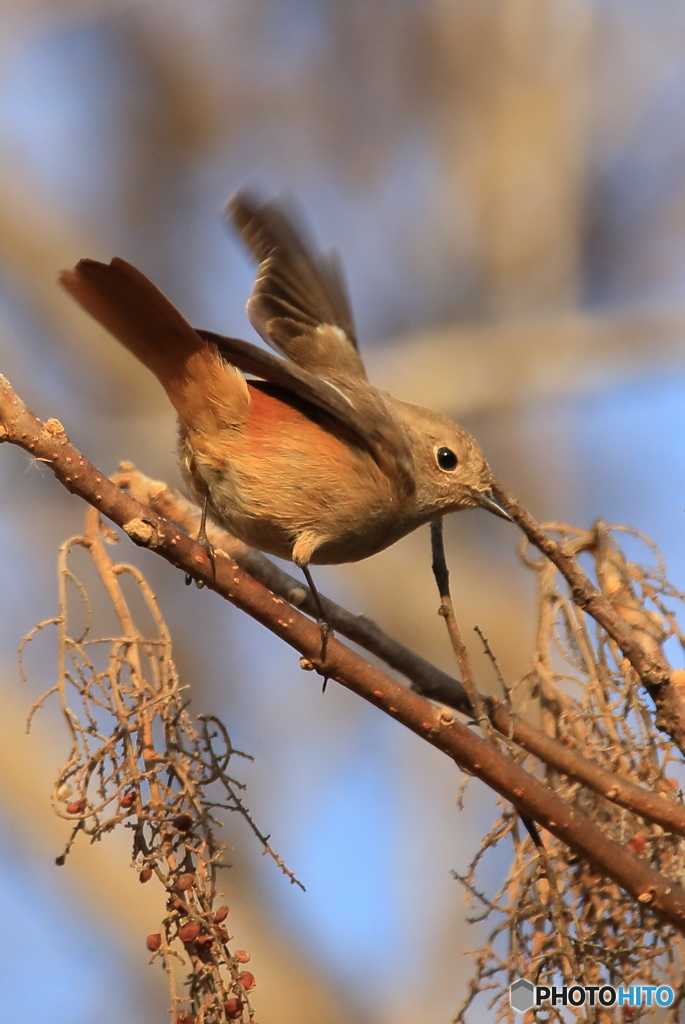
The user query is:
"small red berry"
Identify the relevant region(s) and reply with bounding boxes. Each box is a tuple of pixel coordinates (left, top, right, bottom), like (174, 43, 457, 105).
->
(239, 971, 255, 991)
(176, 872, 195, 891)
(120, 791, 136, 808)
(213, 905, 229, 922)
(146, 933, 162, 952)
(66, 799, 86, 815)
(223, 998, 243, 1020)
(139, 868, 153, 883)
(234, 950, 250, 963)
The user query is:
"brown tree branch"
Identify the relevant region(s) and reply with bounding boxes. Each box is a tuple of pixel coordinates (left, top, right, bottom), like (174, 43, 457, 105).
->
(3, 372, 685, 932)
(493, 482, 685, 751)
(113, 463, 685, 840)
(485, 697, 685, 837)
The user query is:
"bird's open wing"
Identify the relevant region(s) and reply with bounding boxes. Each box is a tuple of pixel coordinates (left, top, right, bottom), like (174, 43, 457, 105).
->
(228, 191, 368, 383)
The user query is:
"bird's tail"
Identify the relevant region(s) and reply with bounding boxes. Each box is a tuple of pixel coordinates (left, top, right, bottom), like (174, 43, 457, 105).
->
(60, 258, 248, 427)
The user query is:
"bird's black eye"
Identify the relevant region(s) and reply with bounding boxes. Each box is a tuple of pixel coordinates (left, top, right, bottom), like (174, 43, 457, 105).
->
(437, 446, 458, 471)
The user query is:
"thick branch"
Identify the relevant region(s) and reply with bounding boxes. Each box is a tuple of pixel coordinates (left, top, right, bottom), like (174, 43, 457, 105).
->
(486, 698, 685, 837)
(115, 464, 685, 840)
(3, 374, 685, 931)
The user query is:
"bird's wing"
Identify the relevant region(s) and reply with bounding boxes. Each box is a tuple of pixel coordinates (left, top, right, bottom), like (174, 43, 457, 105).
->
(198, 328, 415, 498)
(228, 191, 368, 383)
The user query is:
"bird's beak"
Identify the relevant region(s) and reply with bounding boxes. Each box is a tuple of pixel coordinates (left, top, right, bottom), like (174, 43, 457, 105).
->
(473, 489, 514, 522)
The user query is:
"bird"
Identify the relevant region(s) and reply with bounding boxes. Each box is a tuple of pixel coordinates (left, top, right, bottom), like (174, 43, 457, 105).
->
(60, 192, 511, 591)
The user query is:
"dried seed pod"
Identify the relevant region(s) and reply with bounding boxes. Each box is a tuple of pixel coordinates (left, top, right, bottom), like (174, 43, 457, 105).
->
(178, 922, 200, 943)
(139, 868, 153, 883)
(176, 872, 196, 891)
(146, 933, 162, 952)
(223, 997, 243, 1020)
(213, 905, 229, 923)
(173, 813, 194, 832)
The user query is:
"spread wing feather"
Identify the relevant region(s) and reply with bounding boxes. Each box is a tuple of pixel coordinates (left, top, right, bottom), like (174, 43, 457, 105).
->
(228, 191, 367, 381)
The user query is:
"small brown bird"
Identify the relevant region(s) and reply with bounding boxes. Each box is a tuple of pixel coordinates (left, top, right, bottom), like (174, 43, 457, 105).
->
(60, 193, 510, 577)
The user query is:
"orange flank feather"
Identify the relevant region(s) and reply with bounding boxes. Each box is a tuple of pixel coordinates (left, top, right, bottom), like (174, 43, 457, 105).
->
(167, 348, 249, 437)
(244, 381, 353, 463)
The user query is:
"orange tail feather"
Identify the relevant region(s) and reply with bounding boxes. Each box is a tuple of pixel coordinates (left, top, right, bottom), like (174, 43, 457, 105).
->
(60, 257, 249, 428)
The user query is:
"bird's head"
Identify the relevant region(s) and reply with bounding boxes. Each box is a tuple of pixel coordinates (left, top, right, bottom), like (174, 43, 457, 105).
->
(389, 398, 512, 524)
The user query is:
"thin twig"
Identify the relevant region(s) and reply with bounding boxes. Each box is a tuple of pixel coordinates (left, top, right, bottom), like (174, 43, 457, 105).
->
(430, 518, 494, 740)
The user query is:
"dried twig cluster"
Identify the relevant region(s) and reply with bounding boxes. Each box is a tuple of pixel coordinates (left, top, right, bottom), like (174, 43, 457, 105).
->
(21, 506, 301, 1024)
(454, 522, 685, 1022)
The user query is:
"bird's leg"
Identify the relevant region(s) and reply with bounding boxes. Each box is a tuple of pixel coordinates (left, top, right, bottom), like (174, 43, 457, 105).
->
(301, 564, 332, 687)
(185, 496, 215, 589)
(292, 534, 333, 684)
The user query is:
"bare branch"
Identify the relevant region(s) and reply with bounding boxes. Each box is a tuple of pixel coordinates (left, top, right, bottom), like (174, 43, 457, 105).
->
(493, 481, 685, 751)
(3, 373, 685, 932)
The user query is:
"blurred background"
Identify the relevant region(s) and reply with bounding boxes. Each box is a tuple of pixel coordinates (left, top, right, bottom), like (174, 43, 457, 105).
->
(1, 1, 685, 1022)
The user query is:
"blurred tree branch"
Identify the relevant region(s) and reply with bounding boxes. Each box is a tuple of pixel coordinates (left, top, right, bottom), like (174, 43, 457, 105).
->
(368, 307, 685, 419)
